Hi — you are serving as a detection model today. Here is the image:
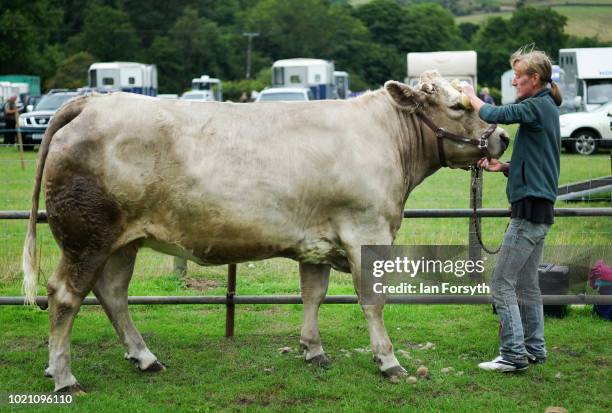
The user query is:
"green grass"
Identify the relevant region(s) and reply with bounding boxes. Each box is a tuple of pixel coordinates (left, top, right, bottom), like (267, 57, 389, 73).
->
(456, 5, 612, 41)
(0, 135, 611, 412)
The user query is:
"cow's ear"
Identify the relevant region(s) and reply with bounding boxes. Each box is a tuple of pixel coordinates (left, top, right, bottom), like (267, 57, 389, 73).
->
(384, 81, 426, 111)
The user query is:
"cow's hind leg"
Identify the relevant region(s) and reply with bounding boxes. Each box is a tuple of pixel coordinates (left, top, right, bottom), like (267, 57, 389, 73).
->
(44, 170, 125, 392)
(93, 243, 165, 372)
(299, 263, 331, 366)
(45, 254, 107, 393)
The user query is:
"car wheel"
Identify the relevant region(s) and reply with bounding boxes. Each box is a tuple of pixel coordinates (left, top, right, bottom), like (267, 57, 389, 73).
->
(571, 130, 598, 155)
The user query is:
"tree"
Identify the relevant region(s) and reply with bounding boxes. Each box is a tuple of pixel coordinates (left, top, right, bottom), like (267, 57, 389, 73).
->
(46, 51, 96, 90)
(66, 3, 141, 61)
(0, 2, 63, 80)
(146, 7, 233, 93)
(472, 7, 568, 87)
(459, 22, 479, 43)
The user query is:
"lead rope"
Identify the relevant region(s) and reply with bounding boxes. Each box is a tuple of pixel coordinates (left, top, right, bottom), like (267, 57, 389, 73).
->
(470, 166, 507, 254)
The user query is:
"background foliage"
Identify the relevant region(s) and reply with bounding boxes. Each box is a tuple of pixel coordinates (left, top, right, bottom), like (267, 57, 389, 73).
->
(0, 0, 610, 94)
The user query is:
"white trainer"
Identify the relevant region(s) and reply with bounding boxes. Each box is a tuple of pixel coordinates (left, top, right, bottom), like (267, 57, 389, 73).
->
(478, 355, 529, 372)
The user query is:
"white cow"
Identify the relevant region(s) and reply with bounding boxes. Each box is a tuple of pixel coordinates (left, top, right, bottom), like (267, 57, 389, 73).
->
(23, 71, 508, 392)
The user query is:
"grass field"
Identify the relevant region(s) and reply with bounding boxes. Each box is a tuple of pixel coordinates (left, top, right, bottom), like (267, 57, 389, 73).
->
(456, 5, 612, 41)
(0, 132, 611, 412)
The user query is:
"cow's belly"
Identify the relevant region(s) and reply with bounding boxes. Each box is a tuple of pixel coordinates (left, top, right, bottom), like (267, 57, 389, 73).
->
(139, 227, 350, 271)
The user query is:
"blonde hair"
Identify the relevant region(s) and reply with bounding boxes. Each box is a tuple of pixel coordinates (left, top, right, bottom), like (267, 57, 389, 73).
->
(510, 45, 562, 106)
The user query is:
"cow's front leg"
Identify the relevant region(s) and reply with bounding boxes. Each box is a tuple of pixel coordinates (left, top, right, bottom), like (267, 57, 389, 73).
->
(299, 262, 331, 367)
(344, 236, 406, 380)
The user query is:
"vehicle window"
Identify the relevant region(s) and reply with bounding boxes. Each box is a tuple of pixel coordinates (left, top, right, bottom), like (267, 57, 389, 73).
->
(259, 92, 306, 101)
(181, 93, 205, 100)
(102, 77, 114, 86)
(273, 68, 284, 86)
(128, 77, 135, 85)
(290, 75, 301, 84)
(192, 82, 211, 90)
(89, 70, 97, 87)
(586, 80, 612, 105)
(315, 74, 321, 82)
(34, 94, 76, 111)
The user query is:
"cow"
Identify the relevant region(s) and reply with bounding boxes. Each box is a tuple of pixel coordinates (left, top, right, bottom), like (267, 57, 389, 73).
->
(22, 71, 509, 393)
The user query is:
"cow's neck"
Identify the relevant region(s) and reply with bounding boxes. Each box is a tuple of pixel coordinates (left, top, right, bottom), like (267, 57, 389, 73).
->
(393, 109, 442, 200)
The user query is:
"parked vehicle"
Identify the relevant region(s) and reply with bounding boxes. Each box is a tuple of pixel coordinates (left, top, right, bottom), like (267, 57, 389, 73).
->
(18, 90, 81, 150)
(559, 48, 612, 112)
(191, 75, 223, 101)
(180, 91, 218, 102)
(272, 58, 336, 100)
(0, 75, 41, 96)
(407, 51, 477, 87)
(255, 87, 311, 102)
(88, 62, 158, 96)
(334, 71, 350, 99)
(560, 101, 612, 155)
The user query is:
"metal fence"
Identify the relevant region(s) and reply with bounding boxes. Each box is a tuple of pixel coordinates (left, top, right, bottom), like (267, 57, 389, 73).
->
(1, 207, 611, 337)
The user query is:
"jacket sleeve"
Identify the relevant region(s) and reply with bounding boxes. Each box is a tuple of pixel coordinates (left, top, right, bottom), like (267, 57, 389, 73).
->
(479, 102, 537, 125)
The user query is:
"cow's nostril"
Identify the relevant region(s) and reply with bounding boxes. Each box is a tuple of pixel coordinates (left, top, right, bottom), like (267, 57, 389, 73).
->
(501, 134, 510, 147)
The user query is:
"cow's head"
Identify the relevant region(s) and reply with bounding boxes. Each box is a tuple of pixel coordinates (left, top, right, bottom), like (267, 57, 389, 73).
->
(384, 71, 509, 168)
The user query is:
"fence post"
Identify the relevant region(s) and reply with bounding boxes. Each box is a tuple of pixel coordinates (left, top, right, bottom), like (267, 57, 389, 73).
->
(225, 264, 237, 338)
(469, 167, 483, 280)
(15, 112, 25, 170)
(173, 257, 187, 276)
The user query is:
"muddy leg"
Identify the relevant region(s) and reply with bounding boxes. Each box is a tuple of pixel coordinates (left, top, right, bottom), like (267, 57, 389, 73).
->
(45, 256, 102, 393)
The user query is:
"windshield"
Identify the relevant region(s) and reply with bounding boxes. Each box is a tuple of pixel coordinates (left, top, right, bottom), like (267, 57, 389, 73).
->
(181, 92, 207, 100)
(586, 80, 612, 105)
(35, 94, 76, 111)
(192, 82, 212, 91)
(259, 92, 306, 101)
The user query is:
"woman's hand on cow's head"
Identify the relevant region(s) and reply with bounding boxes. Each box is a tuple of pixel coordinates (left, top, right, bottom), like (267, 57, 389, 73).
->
(461, 84, 476, 99)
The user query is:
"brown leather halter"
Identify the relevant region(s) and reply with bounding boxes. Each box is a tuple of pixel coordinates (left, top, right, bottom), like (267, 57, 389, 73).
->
(415, 110, 498, 168)
(416, 109, 504, 253)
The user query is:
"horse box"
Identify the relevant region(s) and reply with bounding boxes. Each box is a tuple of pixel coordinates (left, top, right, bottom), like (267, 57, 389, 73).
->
(538, 263, 570, 318)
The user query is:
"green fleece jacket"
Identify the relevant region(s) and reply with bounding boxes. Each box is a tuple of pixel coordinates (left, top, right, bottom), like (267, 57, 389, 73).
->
(479, 89, 561, 203)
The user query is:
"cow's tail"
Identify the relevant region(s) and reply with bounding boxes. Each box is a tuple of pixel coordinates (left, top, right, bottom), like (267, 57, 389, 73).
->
(22, 95, 89, 305)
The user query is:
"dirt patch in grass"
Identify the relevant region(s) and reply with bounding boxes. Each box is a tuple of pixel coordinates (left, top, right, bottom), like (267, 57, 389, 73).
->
(185, 278, 222, 291)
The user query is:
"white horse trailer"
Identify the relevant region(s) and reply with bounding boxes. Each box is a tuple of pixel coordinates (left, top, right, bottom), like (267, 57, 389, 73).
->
(191, 75, 223, 101)
(272, 58, 336, 100)
(407, 51, 477, 87)
(88, 62, 158, 96)
(559, 47, 612, 112)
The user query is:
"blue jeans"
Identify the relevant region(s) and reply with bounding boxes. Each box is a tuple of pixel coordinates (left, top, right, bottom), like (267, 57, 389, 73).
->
(491, 218, 551, 363)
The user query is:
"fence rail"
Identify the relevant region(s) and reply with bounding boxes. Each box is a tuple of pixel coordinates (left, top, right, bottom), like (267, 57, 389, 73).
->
(2, 207, 612, 221)
(2, 294, 610, 307)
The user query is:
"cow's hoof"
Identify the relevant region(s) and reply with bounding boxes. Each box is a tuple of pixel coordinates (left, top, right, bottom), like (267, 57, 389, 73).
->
(44, 365, 52, 378)
(306, 354, 332, 368)
(141, 360, 166, 373)
(55, 383, 86, 395)
(382, 365, 408, 382)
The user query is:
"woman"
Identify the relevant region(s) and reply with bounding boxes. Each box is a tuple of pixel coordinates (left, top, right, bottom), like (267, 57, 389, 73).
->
(462, 47, 562, 372)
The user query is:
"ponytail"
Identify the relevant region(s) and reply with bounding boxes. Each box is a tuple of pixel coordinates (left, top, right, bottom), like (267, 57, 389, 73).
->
(549, 81, 563, 107)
